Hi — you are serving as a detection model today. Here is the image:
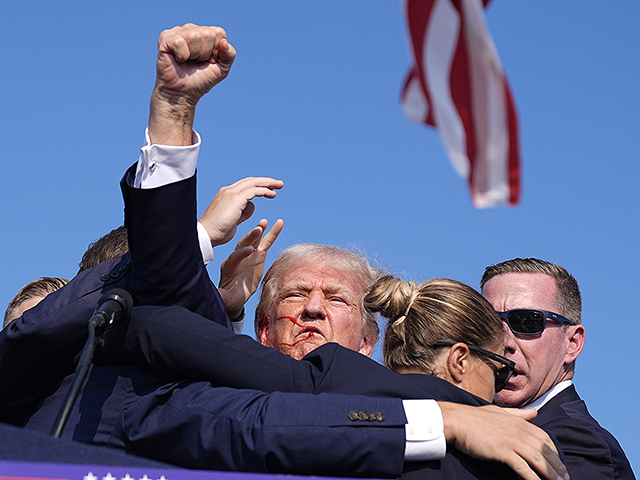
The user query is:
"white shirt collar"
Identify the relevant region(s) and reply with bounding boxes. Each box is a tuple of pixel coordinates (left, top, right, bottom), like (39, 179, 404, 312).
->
(524, 380, 573, 410)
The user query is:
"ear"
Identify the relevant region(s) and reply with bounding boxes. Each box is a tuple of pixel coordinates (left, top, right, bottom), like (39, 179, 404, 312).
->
(445, 343, 470, 385)
(358, 335, 376, 358)
(564, 324, 585, 364)
(258, 314, 270, 346)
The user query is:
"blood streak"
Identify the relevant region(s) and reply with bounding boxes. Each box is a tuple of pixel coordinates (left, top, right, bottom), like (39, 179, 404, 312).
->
(277, 316, 316, 347)
(278, 315, 304, 327)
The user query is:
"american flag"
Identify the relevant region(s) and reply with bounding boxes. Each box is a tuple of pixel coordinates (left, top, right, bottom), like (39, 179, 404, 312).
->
(401, 0, 521, 207)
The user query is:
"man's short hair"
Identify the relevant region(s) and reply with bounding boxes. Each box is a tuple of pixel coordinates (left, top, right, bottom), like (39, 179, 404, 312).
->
(254, 243, 382, 344)
(78, 226, 129, 273)
(480, 257, 582, 324)
(4, 277, 69, 328)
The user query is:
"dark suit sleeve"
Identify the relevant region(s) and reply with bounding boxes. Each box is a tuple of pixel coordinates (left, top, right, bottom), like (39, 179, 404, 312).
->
(0, 257, 130, 424)
(539, 416, 635, 480)
(534, 389, 637, 480)
(0, 165, 229, 425)
(23, 365, 407, 477)
(120, 165, 230, 327)
(107, 304, 484, 405)
(121, 382, 408, 476)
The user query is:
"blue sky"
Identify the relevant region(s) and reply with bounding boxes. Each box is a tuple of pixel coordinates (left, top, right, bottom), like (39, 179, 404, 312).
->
(1, 0, 638, 471)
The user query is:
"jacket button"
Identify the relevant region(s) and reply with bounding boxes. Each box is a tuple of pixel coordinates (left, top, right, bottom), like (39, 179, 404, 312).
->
(110, 271, 120, 279)
(100, 274, 110, 282)
(376, 413, 386, 422)
(348, 410, 359, 421)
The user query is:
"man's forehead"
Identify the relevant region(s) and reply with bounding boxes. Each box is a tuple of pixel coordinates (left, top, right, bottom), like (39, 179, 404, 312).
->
(483, 272, 559, 311)
(279, 262, 364, 294)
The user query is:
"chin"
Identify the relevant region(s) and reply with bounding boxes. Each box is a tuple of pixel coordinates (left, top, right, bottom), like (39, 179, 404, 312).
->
(291, 341, 325, 360)
(496, 389, 528, 408)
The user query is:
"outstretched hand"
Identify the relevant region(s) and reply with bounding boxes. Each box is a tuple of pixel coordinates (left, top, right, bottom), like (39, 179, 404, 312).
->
(199, 177, 284, 248)
(219, 219, 284, 318)
(438, 402, 569, 480)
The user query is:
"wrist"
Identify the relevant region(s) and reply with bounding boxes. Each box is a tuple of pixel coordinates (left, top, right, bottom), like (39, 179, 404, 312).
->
(437, 401, 457, 444)
(227, 307, 245, 323)
(148, 89, 197, 146)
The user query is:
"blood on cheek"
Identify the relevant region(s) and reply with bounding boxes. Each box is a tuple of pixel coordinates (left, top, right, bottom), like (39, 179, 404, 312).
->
(276, 315, 316, 347)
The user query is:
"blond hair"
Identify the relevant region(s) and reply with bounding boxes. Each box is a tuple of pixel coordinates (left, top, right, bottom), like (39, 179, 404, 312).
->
(364, 276, 503, 374)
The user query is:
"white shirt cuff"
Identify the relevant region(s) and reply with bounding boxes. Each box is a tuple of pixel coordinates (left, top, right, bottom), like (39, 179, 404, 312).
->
(133, 128, 213, 265)
(197, 222, 215, 265)
(231, 315, 246, 335)
(403, 399, 446, 461)
(134, 128, 201, 189)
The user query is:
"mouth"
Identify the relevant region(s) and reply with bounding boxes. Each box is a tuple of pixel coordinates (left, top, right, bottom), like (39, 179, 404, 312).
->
(299, 325, 324, 338)
(505, 370, 523, 387)
(278, 325, 326, 348)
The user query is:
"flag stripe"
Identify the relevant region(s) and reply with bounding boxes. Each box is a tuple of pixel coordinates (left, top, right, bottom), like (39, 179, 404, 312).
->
(401, 0, 521, 207)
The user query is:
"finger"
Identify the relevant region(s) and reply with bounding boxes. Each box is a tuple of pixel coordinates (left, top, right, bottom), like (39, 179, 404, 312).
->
(183, 28, 204, 61)
(259, 219, 284, 251)
(501, 454, 542, 480)
(229, 177, 284, 191)
(238, 202, 256, 225)
(236, 223, 267, 249)
(160, 30, 191, 63)
(510, 441, 568, 480)
(221, 246, 255, 274)
(541, 443, 569, 480)
(197, 28, 217, 62)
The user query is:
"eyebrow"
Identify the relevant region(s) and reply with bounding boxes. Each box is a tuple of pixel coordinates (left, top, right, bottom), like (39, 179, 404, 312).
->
(279, 280, 360, 301)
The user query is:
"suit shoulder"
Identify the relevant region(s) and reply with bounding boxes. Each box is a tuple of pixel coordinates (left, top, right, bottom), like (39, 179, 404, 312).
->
(537, 399, 636, 480)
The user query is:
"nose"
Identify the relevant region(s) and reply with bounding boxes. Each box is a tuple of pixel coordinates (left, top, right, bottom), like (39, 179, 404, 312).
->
(301, 290, 326, 320)
(502, 321, 517, 356)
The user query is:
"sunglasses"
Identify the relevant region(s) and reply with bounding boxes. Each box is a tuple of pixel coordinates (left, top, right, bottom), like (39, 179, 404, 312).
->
(497, 309, 575, 336)
(433, 339, 515, 392)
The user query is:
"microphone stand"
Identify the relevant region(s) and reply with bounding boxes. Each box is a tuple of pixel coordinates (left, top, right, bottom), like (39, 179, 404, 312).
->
(51, 289, 133, 438)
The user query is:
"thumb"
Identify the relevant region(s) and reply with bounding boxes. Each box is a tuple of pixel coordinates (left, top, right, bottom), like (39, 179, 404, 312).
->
(218, 38, 236, 71)
(220, 246, 254, 277)
(238, 202, 256, 225)
(502, 407, 538, 422)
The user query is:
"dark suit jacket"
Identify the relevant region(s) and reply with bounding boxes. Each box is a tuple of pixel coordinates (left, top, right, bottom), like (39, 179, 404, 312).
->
(533, 385, 635, 480)
(97, 304, 535, 479)
(0, 168, 230, 426)
(11, 166, 537, 478)
(24, 364, 409, 477)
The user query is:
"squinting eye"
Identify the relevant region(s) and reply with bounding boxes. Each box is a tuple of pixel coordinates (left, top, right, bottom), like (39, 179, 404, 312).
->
(283, 292, 304, 300)
(329, 297, 348, 304)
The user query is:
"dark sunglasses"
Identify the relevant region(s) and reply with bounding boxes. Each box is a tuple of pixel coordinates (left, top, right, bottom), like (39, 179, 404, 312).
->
(497, 309, 575, 336)
(433, 339, 515, 392)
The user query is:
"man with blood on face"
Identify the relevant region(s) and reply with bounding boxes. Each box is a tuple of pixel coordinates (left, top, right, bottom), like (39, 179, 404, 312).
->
(480, 257, 635, 480)
(255, 243, 379, 360)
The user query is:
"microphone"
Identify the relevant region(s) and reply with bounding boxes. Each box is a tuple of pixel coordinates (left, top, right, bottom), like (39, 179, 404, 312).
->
(89, 288, 134, 332)
(51, 288, 133, 438)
